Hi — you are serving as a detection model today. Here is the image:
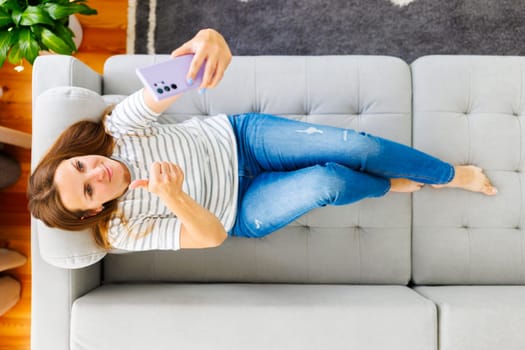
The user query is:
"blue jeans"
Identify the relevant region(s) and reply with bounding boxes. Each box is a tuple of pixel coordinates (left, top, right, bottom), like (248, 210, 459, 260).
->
(227, 114, 454, 238)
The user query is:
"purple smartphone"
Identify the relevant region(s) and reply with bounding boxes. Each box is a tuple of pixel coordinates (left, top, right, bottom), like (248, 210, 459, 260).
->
(135, 54, 205, 101)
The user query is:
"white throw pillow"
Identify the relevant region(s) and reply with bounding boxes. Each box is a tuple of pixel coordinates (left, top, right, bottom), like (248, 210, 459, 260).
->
(32, 87, 126, 269)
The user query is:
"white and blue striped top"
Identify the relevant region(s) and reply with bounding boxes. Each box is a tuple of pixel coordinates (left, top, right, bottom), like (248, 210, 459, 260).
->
(104, 90, 238, 251)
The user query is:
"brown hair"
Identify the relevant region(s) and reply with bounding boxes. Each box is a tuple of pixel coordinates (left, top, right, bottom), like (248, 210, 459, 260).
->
(28, 118, 116, 250)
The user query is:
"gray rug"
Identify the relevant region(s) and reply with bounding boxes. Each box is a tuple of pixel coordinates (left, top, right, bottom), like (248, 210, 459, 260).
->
(128, 0, 525, 62)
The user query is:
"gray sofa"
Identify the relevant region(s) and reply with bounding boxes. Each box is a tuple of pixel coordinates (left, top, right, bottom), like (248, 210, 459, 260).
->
(31, 54, 525, 350)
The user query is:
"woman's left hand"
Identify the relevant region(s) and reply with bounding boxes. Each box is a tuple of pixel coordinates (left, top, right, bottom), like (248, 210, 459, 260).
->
(128, 162, 184, 201)
(170, 28, 232, 90)
(128, 161, 227, 249)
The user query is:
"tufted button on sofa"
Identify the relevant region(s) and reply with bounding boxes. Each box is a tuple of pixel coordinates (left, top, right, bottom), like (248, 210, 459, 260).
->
(31, 54, 525, 350)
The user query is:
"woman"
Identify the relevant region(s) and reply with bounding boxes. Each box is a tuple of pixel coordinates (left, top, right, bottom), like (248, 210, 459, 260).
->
(28, 29, 497, 252)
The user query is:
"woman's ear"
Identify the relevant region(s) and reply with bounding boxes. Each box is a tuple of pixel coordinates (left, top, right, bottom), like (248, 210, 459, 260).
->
(94, 206, 104, 214)
(80, 206, 104, 220)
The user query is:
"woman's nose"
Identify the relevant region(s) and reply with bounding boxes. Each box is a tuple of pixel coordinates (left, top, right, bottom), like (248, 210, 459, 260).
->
(89, 166, 105, 182)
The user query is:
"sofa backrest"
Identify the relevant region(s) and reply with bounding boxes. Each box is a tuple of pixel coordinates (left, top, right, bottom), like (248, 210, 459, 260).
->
(97, 55, 413, 284)
(411, 56, 525, 285)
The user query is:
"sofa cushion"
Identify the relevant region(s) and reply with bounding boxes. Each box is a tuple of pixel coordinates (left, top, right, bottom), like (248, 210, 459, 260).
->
(102, 55, 413, 284)
(32, 87, 109, 268)
(411, 56, 525, 284)
(33, 56, 413, 278)
(103, 210, 410, 284)
(72, 284, 436, 350)
(416, 286, 525, 350)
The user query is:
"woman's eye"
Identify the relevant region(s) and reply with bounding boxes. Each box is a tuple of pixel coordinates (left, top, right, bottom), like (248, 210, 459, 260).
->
(76, 160, 84, 171)
(85, 184, 93, 197)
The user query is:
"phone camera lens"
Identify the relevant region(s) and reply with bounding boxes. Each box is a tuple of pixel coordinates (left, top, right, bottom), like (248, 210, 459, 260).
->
(171, 84, 178, 90)
(156, 88, 164, 94)
(164, 86, 171, 92)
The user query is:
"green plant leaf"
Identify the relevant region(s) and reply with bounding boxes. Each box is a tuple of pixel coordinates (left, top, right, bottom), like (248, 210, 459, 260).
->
(70, 0, 98, 15)
(0, 0, 21, 12)
(43, 2, 97, 20)
(17, 27, 40, 64)
(72, 3, 97, 16)
(7, 40, 22, 64)
(11, 9, 22, 25)
(42, 3, 74, 20)
(44, 3, 71, 20)
(0, 7, 13, 27)
(0, 0, 97, 66)
(40, 27, 73, 54)
(20, 6, 54, 26)
(52, 22, 76, 52)
(30, 24, 43, 38)
(0, 30, 15, 67)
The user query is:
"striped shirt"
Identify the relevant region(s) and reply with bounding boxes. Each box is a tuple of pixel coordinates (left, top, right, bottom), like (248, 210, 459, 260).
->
(104, 90, 238, 251)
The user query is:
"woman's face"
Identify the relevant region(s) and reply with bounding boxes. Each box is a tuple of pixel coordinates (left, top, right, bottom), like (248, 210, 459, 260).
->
(54, 155, 131, 214)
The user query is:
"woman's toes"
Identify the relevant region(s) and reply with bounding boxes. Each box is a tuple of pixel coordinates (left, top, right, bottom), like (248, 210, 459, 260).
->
(483, 182, 498, 196)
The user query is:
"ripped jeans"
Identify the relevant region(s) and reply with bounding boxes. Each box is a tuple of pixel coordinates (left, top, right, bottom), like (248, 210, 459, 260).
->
(227, 113, 454, 238)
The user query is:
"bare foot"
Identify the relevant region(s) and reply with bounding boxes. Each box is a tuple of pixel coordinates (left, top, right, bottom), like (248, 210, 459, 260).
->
(389, 178, 424, 193)
(431, 165, 497, 196)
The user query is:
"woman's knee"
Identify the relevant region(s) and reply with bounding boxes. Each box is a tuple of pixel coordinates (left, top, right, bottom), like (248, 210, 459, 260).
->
(312, 162, 390, 203)
(231, 214, 275, 238)
(307, 163, 350, 202)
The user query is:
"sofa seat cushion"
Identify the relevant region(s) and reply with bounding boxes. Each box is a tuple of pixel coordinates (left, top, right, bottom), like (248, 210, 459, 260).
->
(411, 55, 525, 284)
(72, 284, 436, 350)
(103, 215, 411, 284)
(100, 55, 414, 284)
(416, 286, 525, 350)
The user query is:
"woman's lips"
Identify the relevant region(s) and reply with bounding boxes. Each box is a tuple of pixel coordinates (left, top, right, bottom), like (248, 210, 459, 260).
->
(103, 163, 112, 182)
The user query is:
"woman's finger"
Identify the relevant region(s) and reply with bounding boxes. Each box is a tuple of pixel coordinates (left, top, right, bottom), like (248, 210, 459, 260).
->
(187, 50, 207, 85)
(129, 179, 149, 190)
(170, 42, 192, 58)
(208, 61, 226, 88)
(201, 59, 218, 88)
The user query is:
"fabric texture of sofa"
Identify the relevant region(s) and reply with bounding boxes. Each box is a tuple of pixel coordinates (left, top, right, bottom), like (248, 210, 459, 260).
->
(31, 54, 525, 350)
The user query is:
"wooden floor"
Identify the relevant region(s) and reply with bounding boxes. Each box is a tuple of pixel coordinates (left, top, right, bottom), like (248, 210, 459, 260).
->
(0, 1, 127, 349)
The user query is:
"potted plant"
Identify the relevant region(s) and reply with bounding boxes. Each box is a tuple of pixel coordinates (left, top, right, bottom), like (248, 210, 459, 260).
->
(0, 0, 97, 68)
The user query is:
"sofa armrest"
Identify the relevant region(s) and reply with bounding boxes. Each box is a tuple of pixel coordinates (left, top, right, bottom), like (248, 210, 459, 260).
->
(31, 55, 103, 350)
(32, 55, 102, 104)
(31, 221, 101, 350)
